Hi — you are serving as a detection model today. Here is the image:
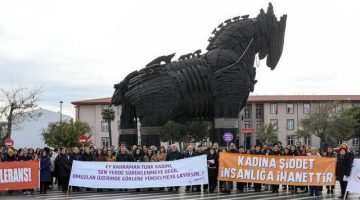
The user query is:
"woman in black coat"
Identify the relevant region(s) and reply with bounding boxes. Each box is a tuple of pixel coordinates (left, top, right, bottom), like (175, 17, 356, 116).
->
(40, 150, 51, 194)
(207, 148, 218, 193)
(336, 147, 354, 199)
(58, 147, 72, 193)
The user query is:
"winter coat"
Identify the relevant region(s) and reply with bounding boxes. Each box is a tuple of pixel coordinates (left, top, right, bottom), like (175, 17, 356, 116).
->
(269, 150, 283, 156)
(94, 155, 106, 161)
(207, 153, 219, 184)
(227, 149, 239, 154)
(336, 153, 354, 181)
(133, 154, 145, 162)
(18, 154, 33, 161)
(81, 153, 94, 161)
(166, 150, 183, 161)
(116, 152, 133, 162)
(157, 152, 166, 161)
(70, 153, 82, 163)
(144, 154, 158, 162)
(4, 154, 17, 162)
(183, 151, 198, 158)
(287, 150, 300, 156)
(58, 154, 71, 178)
(40, 156, 52, 182)
(252, 150, 265, 155)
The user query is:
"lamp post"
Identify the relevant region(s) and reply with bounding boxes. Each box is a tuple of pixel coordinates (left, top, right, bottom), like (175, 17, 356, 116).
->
(60, 101, 63, 123)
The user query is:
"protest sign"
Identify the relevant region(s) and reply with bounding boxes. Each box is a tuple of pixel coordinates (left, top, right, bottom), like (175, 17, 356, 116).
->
(0, 160, 39, 191)
(218, 153, 336, 186)
(69, 155, 208, 188)
(346, 159, 360, 193)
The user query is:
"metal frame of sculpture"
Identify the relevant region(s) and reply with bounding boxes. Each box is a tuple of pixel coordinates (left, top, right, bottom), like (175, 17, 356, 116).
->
(112, 3, 287, 147)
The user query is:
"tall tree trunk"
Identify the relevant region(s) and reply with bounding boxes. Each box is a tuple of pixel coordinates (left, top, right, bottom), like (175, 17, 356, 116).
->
(6, 104, 14, 139)
(320, 136, 325, 153)
(108, 120, 112, 147)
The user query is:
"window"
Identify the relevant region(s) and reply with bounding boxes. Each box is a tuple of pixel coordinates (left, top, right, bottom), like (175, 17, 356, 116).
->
(353, 138, 359, 146)
(286, 103, 294, 114)
(353, 103, 360, 107)
(287, 135, 294, 146)
(101, 121, 109, 132)
(287, 119, 294, 130)
(335, 104, 343, 113)
(270, 119, 278, 131)
(303, 103, 311, 114)
(244, 108, 250, 119)
(101, 137, 110, 147)
(256, 108, 262, 119)
(101, 105, 110, 111)
(256, 122, 262, 131)
(270, 103, 277, 114)
(304, 136, 311, 145)
(338, 139, 347, 145)
(244, 121, 251, 128)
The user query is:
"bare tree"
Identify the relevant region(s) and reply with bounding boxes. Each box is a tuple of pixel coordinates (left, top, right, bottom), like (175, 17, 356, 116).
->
(0, 87, 43, 139)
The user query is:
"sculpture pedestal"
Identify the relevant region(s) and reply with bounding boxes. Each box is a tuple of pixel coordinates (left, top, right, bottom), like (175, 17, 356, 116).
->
(211, 118, 239, 147)
(119, 129, 137, 146)
(140, 126, 161, 147)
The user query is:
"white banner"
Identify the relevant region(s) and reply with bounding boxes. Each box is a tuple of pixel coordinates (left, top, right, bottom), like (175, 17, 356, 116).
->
(346, 159, 360, 193)
(69, 155, 208, 188)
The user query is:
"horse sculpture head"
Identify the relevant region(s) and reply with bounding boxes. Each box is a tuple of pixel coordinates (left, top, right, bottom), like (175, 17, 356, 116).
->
(111, 70, 139, 106)
(256, 3, 287, 70)
(206, 3, 286, 70)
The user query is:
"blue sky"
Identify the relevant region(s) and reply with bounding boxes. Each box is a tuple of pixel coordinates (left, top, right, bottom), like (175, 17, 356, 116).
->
(0, 0, 359, 117)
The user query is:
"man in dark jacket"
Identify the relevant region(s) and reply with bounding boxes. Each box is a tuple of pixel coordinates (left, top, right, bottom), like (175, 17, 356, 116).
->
(70, 147, 82, 192)
(18, 148, 34, 194)
(269, 144, 283, 193)
(18, 148, 33, 161)
(183, 144, 198, 192)
(81, 147, 94, 161)
(166, 144, 183, 191)
(220, 143, 239, 194)
(252, 145, 264, 192)
(58, 147, 71, 193)
(116, 143, 133, 162)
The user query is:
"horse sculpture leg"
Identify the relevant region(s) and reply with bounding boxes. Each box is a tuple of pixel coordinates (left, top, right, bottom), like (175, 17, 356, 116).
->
(212, 63, 251, 147)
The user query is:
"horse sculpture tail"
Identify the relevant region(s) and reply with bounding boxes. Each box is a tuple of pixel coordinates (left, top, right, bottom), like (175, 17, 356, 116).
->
(112, 71, 138, 129)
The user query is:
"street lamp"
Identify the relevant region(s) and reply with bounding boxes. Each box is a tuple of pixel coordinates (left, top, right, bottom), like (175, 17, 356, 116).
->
(60, 101, 63, 123)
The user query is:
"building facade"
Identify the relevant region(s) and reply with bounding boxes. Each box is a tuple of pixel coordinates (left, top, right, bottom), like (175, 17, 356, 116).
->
(72, 95, 360, 151)
(72, 98, 122, 149)
(239, 95, 360, 152)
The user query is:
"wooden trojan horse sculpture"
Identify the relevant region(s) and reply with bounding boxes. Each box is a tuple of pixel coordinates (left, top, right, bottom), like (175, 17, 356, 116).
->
(112, 3, 287, 146)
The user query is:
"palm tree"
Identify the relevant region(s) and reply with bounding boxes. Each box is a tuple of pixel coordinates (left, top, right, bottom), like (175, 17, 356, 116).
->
(101, 107, 115, 147)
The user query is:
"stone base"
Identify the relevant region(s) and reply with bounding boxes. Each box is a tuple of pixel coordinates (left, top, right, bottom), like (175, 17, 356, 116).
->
(119, 129, 137, 146)
(140, 126, 161, 147)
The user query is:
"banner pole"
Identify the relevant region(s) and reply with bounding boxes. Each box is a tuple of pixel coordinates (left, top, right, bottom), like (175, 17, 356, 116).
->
(343, 191, 347, 200)
(67, 185, 70, 195)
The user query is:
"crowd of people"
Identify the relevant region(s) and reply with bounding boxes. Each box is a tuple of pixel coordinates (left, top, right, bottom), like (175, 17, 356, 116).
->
(0, 141, 356, 199)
